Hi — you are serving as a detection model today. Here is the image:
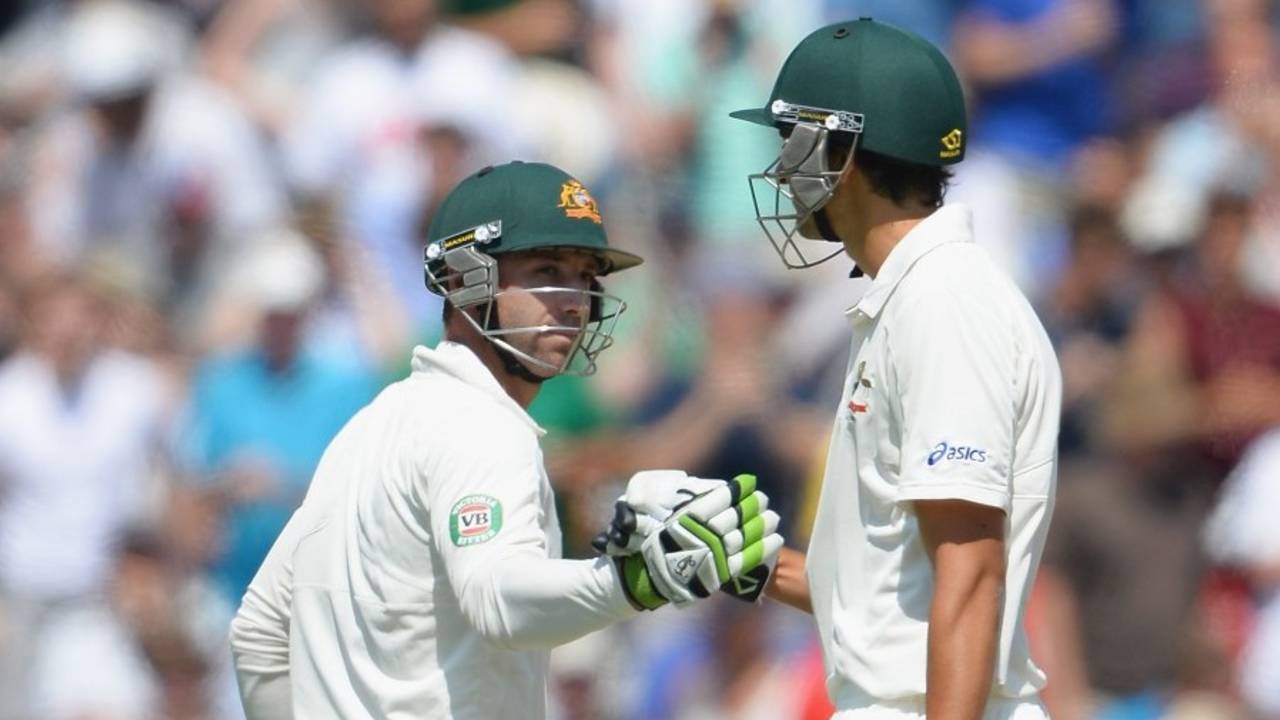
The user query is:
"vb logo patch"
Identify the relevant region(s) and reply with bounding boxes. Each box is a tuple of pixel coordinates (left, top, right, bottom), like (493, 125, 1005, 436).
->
(449, 495, 504, 546)
(558, 180, 602, 224)
(940, 128, 964, 159)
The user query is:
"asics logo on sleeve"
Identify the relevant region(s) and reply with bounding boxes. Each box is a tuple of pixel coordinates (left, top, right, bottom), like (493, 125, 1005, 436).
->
(927, 442, 987, 466)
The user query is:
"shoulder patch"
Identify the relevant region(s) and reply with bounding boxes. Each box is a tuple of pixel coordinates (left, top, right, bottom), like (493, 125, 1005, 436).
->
(449, 494, 504, 546)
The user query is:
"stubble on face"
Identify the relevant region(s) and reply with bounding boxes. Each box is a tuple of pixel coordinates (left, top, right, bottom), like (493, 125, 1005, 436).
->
(492, 250, 603, 375)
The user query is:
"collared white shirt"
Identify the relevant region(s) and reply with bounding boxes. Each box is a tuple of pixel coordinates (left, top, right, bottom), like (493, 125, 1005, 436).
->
(806, 204, 1062, 708)
(231, 342, 633, 720)
(0, 350, 164, 600)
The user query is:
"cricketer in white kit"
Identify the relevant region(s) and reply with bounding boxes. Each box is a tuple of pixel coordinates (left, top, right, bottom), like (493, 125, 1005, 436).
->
(731, 18, 1062, 720)
(229, 162, 783, 719)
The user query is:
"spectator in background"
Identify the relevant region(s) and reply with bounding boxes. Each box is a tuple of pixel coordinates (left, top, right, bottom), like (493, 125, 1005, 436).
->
(448, 0, 582, 56)
(1039, 204, 1142, 458)
(182, 233, 376, 605)
(1044, 188, 1280, 718)
(0, 280, 16, 363)
(1130, 0, 1276, 210)
(1204, 428, 1280, 719)
(949, 0, 1122, 295)
(1105, 191, 1280, 478)
(199, 0, 347, 137)
(1125, 0, 1280, 302)
(0, 170, 38, 361)
(198, 221, 413, 378)
(0, 271, 170, 718)
(280, 0, 524, 336)
(1040, 454, 1214, 717)
(27, 0, 286, 325)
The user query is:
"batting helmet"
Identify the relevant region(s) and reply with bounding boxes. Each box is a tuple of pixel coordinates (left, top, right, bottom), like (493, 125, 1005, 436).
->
(731, 18, 967, 268)
(424, 161, 642, 377)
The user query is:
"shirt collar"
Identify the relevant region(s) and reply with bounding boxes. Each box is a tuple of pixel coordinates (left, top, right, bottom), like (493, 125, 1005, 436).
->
(411, 341, 547, 437)
(847, 203, 974, 323)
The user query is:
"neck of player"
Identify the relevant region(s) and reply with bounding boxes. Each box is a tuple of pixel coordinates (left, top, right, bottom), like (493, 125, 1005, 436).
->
(830, 173, 934, 279)
(448, 320, 544, 409)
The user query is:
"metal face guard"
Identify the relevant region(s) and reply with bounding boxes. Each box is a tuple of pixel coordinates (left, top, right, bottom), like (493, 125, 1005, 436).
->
(481, 287, 625, 376)
(424, 246, 626, 377)
(747, 122, 858, 269)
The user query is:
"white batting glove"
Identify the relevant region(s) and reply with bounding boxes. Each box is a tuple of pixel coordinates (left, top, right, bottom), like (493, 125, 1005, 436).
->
(595, 473, 784, 609)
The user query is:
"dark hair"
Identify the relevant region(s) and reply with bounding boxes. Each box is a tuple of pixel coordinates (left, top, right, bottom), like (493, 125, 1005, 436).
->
(828, 139, 953, 209)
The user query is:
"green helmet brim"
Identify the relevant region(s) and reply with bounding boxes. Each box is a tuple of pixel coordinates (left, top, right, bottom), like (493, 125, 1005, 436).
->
(595, 247, 644, 274)
(729, 108, 774, 128)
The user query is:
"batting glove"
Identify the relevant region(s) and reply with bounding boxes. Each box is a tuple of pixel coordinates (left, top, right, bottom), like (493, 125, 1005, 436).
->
(599, 473, 783, 610)
(592, 470, 725, 556)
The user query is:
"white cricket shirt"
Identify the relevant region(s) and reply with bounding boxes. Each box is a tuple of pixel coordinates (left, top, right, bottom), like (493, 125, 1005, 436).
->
(806, 204, 1061, 709)
(230, 342, 635, 720)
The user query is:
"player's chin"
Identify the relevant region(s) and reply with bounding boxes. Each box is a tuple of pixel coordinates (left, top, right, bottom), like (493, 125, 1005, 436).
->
(796, 215, 823, 239)
(531, 335, 578, 372)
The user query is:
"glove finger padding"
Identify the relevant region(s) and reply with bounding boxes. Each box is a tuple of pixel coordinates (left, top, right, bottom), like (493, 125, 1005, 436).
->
(675, 475, 758, 523)
(720, 531, 784, 604)
(727, 532, 783, 577)
(699, 492, 770, 537)
(718, 509, 780, 557)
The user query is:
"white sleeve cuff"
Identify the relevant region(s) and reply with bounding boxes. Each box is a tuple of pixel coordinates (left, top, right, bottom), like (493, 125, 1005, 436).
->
(897, 482, 1010, 513)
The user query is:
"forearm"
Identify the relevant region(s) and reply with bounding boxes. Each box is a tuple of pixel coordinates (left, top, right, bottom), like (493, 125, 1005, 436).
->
(926, 570, 1002, 720)
(766, 547, 812, 614)
(460, 555, 636, 650)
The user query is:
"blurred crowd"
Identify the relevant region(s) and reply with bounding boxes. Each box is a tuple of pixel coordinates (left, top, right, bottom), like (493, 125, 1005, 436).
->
(0, 0, 1278, 718)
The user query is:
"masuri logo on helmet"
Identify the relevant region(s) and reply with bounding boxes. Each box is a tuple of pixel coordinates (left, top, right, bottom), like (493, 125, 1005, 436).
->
(730, 18, 968, 269)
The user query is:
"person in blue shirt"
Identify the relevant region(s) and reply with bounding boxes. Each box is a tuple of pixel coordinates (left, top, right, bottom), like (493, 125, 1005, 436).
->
(184, 235, 377, 603)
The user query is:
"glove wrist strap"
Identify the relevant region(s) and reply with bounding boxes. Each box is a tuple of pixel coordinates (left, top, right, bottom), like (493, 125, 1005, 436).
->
(615, 555, 668, 611)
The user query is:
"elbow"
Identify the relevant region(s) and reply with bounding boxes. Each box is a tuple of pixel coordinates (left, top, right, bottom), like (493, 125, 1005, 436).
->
(229, 601, 291, 673)
(229, 609, 256, 659)
(456, 578, 522, 650)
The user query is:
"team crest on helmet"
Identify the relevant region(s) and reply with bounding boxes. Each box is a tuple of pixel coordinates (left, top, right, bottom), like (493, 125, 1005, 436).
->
(558, 180, 602, 224)
(940, 128, 964, 159)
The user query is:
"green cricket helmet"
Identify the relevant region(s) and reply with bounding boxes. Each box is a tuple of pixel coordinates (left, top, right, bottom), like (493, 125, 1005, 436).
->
(423, 161, 642, 377)
(730, 18, 968, 269)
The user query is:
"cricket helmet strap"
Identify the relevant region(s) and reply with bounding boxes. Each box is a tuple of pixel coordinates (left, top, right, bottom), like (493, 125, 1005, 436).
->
(423, 162, 637, 377)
